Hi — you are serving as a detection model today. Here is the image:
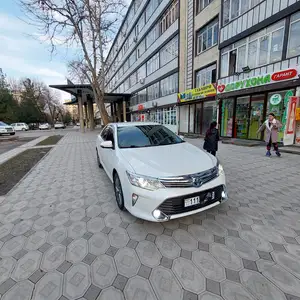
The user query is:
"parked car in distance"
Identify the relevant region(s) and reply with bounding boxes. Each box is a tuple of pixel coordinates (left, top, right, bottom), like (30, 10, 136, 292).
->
(54, 122, 66, 129)
(11, 123, 29, 131)
(96, 122, 227, 222)
(39, 123, 51, 130)
(0, 121, 15, 136)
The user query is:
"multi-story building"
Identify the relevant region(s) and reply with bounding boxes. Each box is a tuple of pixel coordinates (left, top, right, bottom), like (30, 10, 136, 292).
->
(217, 0, 300, 144)
(104, 0, 179, 133)
(178, 0, 221, 136)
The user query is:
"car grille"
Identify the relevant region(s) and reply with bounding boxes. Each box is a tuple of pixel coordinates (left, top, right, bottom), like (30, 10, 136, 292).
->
(157, 185, 223, 216)
(6, 128, 13, 132)
(160, 166, 218, 188)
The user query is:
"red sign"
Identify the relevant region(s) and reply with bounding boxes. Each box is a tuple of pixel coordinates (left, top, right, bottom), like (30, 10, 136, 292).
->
(271, 69, 297, 82)
(286, 96, 297, 134)
(138, 104, 144, 111)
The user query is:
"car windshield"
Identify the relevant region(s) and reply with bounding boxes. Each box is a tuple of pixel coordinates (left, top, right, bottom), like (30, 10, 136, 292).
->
(0, 121, 8, 126)
(117, 125, 184, 149)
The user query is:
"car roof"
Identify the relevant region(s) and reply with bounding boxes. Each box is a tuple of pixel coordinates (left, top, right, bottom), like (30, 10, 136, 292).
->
(110, 122, 160, 128)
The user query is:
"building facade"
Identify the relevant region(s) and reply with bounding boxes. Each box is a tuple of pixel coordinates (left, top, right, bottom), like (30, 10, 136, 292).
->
(105, 0, 179, 133)
(217, 0, 300, 144)
(178, 0, 221, 135)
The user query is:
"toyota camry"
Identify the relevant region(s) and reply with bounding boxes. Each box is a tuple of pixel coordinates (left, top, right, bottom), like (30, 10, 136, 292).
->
(96, 122, 227, 222)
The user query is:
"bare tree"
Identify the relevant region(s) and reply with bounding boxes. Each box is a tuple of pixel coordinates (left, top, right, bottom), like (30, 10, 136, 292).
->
(20, 0, 127, 125)
(41, 86, 61, 125)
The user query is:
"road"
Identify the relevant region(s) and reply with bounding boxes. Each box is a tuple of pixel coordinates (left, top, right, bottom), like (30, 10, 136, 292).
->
(0, 132, 299, 300)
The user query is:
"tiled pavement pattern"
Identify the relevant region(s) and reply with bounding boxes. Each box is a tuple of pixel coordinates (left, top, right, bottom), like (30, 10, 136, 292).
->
(0, 132, 300, 300)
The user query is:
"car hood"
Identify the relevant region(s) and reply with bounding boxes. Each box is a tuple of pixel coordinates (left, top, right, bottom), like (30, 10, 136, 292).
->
(0, 126, 13, 129)
(120, 142, 217, 177)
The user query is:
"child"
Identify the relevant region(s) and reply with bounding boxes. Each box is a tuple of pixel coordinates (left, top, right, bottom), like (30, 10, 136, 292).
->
(257, 113, 282, 157)
(203, 121, 219, 156)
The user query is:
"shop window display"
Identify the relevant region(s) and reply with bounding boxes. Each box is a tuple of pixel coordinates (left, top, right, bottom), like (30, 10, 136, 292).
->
(235, 97, 250, 139)
(248, 95, 264, 140)
(202, 101, 217, 134)
(221, 98, 234, 137)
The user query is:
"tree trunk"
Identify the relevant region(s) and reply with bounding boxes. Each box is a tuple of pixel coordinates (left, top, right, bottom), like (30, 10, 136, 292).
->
(94, 84, 109, 125)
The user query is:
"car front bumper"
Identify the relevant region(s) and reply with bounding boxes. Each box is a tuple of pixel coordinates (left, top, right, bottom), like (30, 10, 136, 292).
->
(123, 173, 227, 222)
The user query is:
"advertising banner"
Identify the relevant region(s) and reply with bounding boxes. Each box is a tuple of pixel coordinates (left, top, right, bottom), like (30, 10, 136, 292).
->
(217, 68, 299, 94)
(283, 96, 298, 145)
(178, 84, 216, 102)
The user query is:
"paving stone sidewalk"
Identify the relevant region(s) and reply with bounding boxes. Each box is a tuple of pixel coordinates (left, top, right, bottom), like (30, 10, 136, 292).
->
(0, 132, 300, 300)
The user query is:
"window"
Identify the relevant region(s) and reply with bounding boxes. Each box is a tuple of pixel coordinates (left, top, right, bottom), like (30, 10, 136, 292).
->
(129, 51, 136, 67)
(196, 18, 219, 54)
(146, 0, 159, 21)
(130, 72, 137, 88)
(138, 88, 147, 104)
(195, 64, 217, 87)
(137, 39, 146, 58)
(136, 13, 145, 35)
(106, 127, 114, 144)
(287, 11, 300, 58)
(124, 78, 129, 91)
(220, 19, 285, 77)
(130, 93, 138, 106)
(146, 24, 160, 49)
(160, 0, 179, 34)
(197, 0, 214, 14)
(123, 59, 129, 73)
(163, 107, 177, 125)
(160, 73, 178, 97)
(160, 35, 178, 67)
(223, 0, 264, 25)
(137, 64, 146, 81)
(147, 82, 160, 101)
(146, 53, 159, 75)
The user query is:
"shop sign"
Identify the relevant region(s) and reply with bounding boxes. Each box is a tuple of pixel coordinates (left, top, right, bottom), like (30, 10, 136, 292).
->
(283, 96, 298, 145)
(269, 94, 282, 106)
(178, 83, 216, 103)
(217, 68, 299, 94)
(138, 104, 144, 111)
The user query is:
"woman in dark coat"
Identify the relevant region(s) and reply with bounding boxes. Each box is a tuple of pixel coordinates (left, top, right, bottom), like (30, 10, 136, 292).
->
(203, 121, 219, 156)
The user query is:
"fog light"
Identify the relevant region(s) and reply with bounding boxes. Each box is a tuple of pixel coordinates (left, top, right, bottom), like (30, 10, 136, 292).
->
(132, 193, 139, 206)
(221, 186, 228, 201)
(152, 209, 169, 221)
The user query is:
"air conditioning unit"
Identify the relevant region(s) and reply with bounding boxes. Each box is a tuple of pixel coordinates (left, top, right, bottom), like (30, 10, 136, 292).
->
(133, 36, 138, 43)
(139, 78, 145, 84)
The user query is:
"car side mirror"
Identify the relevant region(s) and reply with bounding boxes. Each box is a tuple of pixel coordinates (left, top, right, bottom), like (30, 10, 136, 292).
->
(179, 135, 184, 140)
(100, 141, 113, 149)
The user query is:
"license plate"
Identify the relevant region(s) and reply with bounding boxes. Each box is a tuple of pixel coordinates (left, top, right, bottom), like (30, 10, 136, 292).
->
(184, 196, 200, 207)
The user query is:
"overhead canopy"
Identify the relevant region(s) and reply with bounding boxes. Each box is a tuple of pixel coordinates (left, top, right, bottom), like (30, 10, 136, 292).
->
(49, 84, 131, 104)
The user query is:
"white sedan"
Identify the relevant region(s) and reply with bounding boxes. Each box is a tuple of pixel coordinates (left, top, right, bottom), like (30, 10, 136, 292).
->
(54, 122, 66, 129)
(96, 122, 227, 222)
(0, 121, 15, 136)
(39, 123, 51, 130)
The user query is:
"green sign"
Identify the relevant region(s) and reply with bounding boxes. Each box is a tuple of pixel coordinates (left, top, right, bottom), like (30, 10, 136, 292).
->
(270, 94, 282, 105)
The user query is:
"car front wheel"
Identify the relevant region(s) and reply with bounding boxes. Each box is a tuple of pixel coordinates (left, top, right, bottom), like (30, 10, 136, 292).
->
(113, 173, 125, 211)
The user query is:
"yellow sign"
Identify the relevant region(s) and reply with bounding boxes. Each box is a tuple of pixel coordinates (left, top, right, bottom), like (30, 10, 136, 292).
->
(296, 108, 300, 121)
(178, 84, 217, 103)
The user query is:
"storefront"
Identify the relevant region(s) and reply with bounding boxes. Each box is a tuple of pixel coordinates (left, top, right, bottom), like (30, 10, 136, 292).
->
(131, 105, 178, 133)
(178, 84, 218, 135)
(217, 68, 300, 144)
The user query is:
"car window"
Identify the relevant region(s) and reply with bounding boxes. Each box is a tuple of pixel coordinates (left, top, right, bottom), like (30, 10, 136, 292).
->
(17, 123, 22, 126)
(106, 127, 114, 143)
(117, 125, 184, 149)
(100, 126, 108, 140)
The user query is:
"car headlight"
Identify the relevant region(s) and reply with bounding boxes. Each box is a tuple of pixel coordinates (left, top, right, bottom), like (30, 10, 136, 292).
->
(126, 171, 165, 191)
(216, 158, 225, 176)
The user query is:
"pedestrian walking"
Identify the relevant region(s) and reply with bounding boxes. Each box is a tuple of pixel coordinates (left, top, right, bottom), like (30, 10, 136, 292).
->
(257, 113, 282, 157)
(203, 121, 219, 156)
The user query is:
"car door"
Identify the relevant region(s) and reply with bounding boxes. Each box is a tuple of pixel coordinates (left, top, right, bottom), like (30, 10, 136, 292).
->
(98, 126, 109, 169)
(102, 126, 116, 179)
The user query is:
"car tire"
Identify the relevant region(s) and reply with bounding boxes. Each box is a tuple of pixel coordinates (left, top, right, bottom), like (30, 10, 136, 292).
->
(22, 128, 26, 131)
(113, 173, 125, 211)
(10, 133, 15, 135)
(96, 149, 103, 169)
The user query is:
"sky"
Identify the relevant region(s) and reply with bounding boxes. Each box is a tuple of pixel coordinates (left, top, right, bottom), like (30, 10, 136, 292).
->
(0, 0, 131, 102)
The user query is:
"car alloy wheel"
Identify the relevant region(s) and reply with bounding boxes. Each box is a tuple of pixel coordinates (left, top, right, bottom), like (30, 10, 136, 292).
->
(96, 149, 103, 169)
(113, 173, 125, 210)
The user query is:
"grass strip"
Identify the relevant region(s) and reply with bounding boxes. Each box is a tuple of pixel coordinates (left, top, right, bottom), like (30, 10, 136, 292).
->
(0, 147, 51, 195)
(36, 135, 63, 146)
